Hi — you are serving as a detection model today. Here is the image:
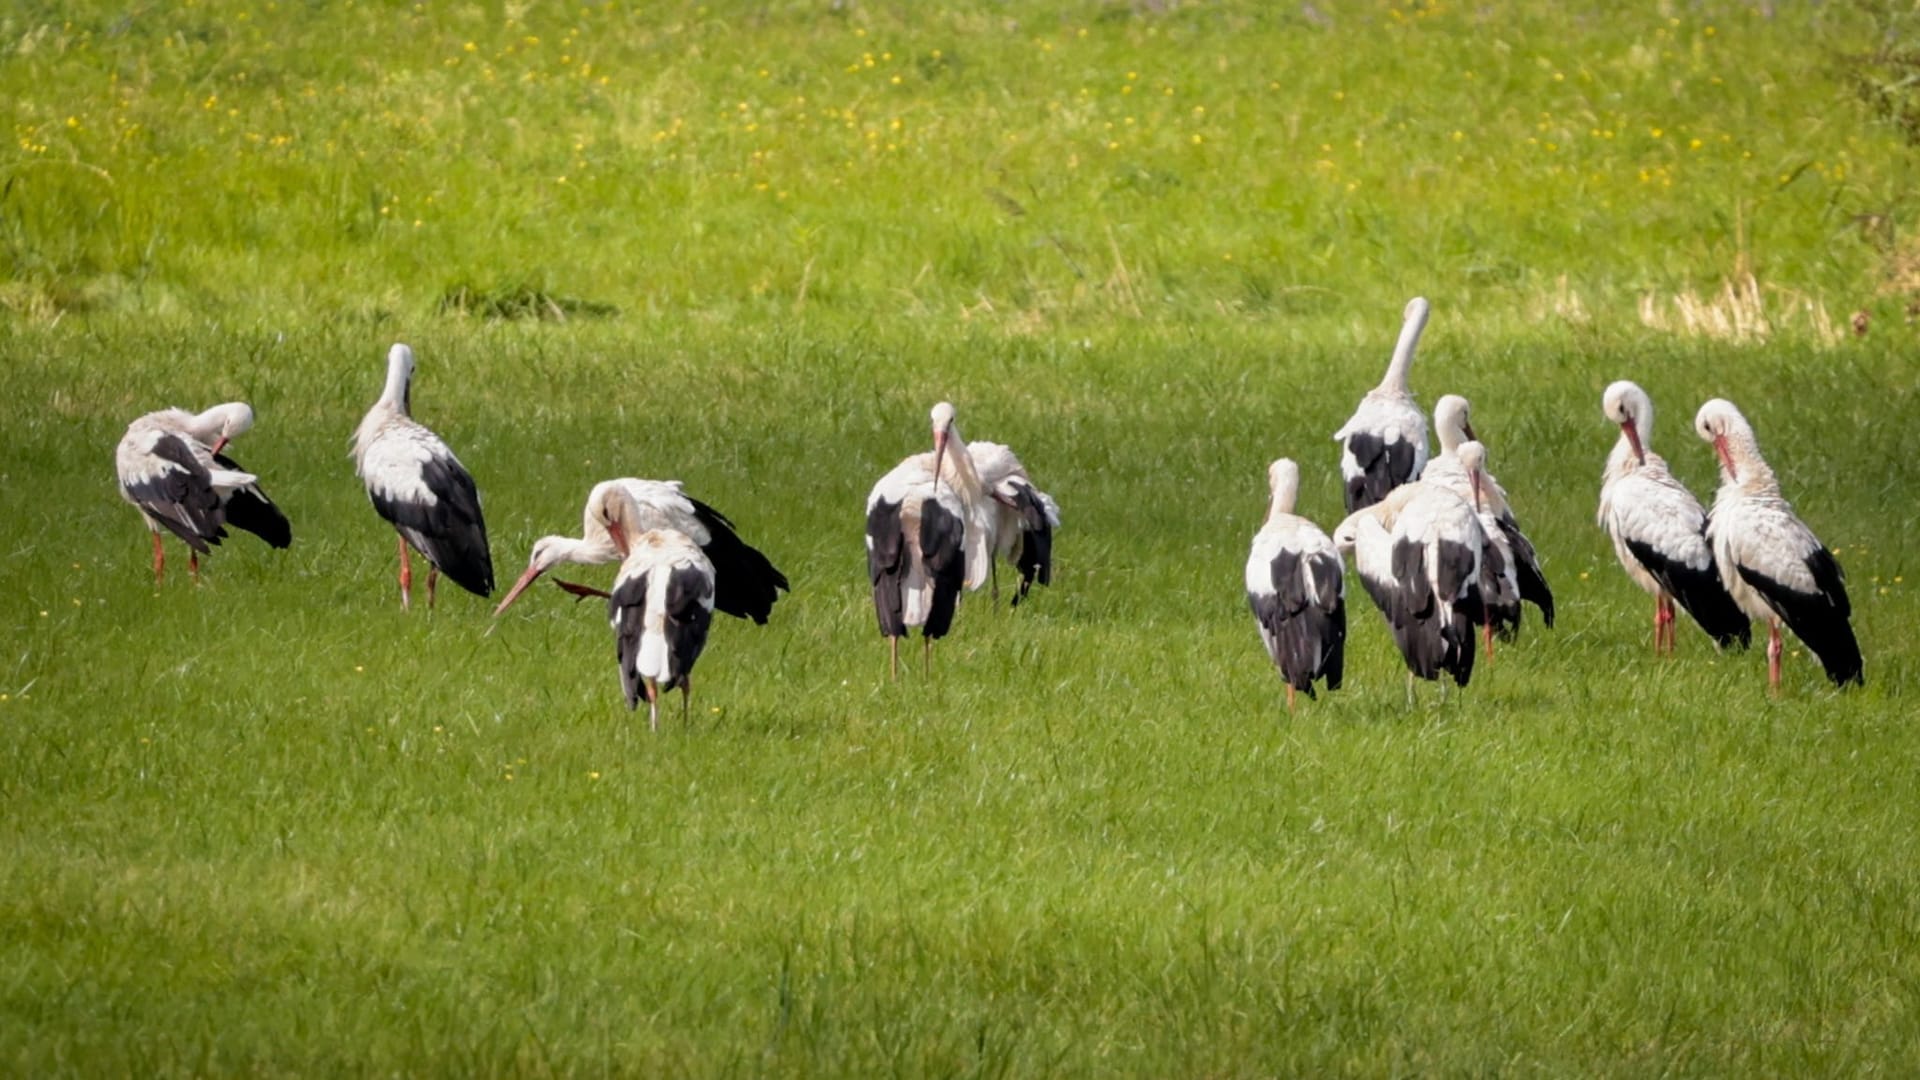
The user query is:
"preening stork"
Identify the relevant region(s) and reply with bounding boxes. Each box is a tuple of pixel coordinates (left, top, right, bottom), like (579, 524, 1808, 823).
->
(1332, 297, 1432, 513)
(1696, 399, 1862, 690)
(1597, 381, 1750, 654)
(967, 440, 1060, 606)
(352, 343, 494, 609)
(1245, 458, 1346, 708)
(599, 487, 718, 730)
(115, 402, 291, 583)
(1452, 441, 1522, 653)
(1422, 394, 1554, 650)
(494, 478, 788, 622)
(1333, 481, 1486, 696)
(865, 402, 994, 679)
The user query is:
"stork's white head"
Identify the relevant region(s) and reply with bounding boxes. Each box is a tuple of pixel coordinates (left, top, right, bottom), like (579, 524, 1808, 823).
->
(1456, 440, 1489, 510)
(190, 402, 255, 455)
(1603, 380, 1652, 463)
(1694, 398, 1754, 480)
(1330, 513, 1363, 554)
(1433, 394, 1474, 452)
(1266, 458, 1301, 516)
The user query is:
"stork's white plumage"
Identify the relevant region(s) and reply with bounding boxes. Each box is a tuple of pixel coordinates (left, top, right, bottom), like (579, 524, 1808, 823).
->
(1333, 481, 1486, 693)
(494, 478, 787, 622)
(596, 486, 716, 730)
(1245, 459, 1346, 708)
(967, 440, 1060, 606)
(1696, 399, 1862, 690)
(865, 403, 989, 678)
(115, 402, 291, 582)
(1597, 381, 1750, 654)
(1332, 297, 1431, 513)
(1422, 394, 1554, 647)
(352, 343, 494, 608)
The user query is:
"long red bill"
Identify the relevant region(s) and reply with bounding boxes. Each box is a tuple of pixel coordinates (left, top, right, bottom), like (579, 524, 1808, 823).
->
(492, 564, 546, 616)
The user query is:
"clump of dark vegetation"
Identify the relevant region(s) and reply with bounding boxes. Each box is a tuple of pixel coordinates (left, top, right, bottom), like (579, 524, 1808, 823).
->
(437, 281, 618, 321)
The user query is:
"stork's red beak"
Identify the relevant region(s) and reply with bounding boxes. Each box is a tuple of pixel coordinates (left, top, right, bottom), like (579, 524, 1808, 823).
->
(493, 563, 547, 617)
(1621, 420, 1645, 465)
(931, 427, 949, 493)
(1713, 434, 1736, 477)
(210, 436, 229, 456)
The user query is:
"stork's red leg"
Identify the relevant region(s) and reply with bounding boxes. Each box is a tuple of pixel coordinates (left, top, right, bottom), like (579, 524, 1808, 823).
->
(189, 551, 201, 585)
(427, 566, 439, 610)
(151, 532, 165, 583)
(1484, 621, 1496, 665)
(888, 637, 900, 682)
(645, 678, 660, 733)
(1767, 622, 1783, 692)
(1659, 595, 1677, 654)
(1286, 684, 1296, 712)
(398, 536, 413, 610)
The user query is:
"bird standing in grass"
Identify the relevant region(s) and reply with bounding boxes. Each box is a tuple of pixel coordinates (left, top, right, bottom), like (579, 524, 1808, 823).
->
(1333, 481, 1486, 698)
(866, 402, 992, 679)
(1423, 395, 1554, 656)
(353, 343, 493, 609)
(1696, 399, 1862, 691)
(967, 440, 1059, 606)
(598, 488, 716, 730)
(116, 402, 291, 583)
(1332, 297, 1431, 513)
(1245, 458, 1346, 709)
(1597, 381, 1749, 655)
(494, 478, 787, 623)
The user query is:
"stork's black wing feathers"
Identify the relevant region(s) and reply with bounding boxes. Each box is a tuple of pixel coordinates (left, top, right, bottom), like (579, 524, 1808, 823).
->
(1624, 538, 1751, 650)
(1737, 551, 1863, 687)
(687, 496, 788, 624)
(212, 451, 292, 549)
(369, 456, 494, 597)
(125, 434, 223, 553)
(918, 500, 967, 640)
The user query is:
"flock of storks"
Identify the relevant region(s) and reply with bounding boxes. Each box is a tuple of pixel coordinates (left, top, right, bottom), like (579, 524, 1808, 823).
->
(113, 301, 1863, 726)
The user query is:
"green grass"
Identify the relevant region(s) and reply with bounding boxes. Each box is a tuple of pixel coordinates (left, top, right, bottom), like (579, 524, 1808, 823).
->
(5, 1, 1920, 1075)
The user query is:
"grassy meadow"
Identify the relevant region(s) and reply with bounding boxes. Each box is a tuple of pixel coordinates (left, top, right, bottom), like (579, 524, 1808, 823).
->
(5, 1, 1920, 1074)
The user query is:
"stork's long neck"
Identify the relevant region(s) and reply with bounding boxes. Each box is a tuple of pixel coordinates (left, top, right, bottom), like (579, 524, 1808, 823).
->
(381, 355, 412, 415)
(561, 532, 622, 568)
(938, 427, 986, 507)
(1267, 477, 1299, 523)
(1377, 306, 1428, 395)
(1724, 432, 1779, 494)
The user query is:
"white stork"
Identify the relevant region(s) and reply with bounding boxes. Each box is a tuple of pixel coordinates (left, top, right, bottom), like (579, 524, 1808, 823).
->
(1332, 297, 1431, 513)
(1597, 381, 1750, 654)
(1452, 441, 1523, 655)
(115, 402, 291, 582)
(967, 440, 1060, 606)
(493, 478, 788, 622)
(601, 487, 717, 730)
(865, 402, 993, 679)
(1696, 399, 1862, 690)
(1422, 394, 1554, 648)
(352, 343, 494, 609)
(1245, 458, 1346, 708)
(1333, 481, 1486, 695)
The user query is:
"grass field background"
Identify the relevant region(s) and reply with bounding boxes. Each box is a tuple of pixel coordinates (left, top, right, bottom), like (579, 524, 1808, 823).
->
(5, 1, 1920, 1074)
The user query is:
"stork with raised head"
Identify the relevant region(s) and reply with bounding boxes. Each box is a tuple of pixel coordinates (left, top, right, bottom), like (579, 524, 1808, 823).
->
(116, 402, 292, 583)
(1332, 297, 1432, 513)
(1333, 481, 1485, 696)
(1597, 381, 1750, 654)
(494, 478, 788, 622)
(967, 440, 1059, 606)
(1245, 459, 1346, 709)
(1422, 394, 1554, 646)
(352, 343, 494, 609)
(1696, 399, 1862, 690)
(599, 489, 717, 730)
(865, 402, 993, 679)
